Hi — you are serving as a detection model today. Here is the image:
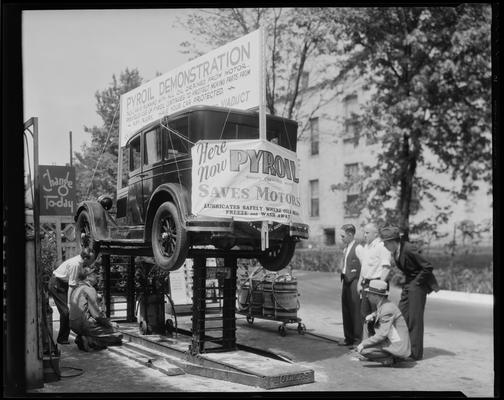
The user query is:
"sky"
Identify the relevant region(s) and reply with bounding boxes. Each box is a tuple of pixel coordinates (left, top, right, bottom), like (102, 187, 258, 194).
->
(22, 9, 193, 168)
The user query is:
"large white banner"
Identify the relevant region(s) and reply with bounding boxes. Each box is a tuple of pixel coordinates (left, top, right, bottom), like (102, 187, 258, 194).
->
(191, 139, 303, 225)
(119, 30, 261, 146)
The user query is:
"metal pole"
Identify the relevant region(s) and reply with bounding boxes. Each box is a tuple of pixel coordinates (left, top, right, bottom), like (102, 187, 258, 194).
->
(69, 131, 72, 167)
(191, 256, 206, 355)
(259, 26, 267, 141)
(102, 255, 111, 318)
(127, 256, 135, 322)
(32, 118, 44, 361)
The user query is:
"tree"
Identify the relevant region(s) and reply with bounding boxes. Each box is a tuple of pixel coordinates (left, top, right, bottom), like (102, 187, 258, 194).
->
(177, 7, 344, 127)
(74, 69, 142, 202)
(329, 5, 492, 237)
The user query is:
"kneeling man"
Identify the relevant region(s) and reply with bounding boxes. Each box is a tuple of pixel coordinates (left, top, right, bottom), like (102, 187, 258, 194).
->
(355, 280, 411, 366)
(69, 271, 123, 351)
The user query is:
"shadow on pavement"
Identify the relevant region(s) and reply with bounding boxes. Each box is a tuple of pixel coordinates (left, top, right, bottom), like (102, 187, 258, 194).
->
(235, 319, 348, 363)
(422, 347, 456, 360)
(362, 360, 417, 369)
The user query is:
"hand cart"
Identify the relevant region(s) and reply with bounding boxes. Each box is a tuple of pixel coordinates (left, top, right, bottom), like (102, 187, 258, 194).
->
(236, 267, 306, 336)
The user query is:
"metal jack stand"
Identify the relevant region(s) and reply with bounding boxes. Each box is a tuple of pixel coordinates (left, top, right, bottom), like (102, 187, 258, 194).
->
(190, 254, 237, 355)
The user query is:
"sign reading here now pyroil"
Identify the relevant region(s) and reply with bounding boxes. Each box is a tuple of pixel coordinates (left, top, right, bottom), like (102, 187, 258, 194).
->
(119, 30, 261, 146)
(191, 139, 303, 225)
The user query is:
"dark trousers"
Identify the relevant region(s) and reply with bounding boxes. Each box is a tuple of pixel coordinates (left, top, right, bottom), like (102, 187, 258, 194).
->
(399, 281, 427, 360)
(47, 275, 70, 342)
(341, 278, 362, 343)
(360, 279, 374, 322)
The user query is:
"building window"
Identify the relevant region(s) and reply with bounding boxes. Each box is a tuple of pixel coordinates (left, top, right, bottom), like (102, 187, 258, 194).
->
(310, 117, 319, 156)
(310, 179, 319, 217)
(324, 228, 335, 246)
(344, 163, 361, 217)
(343, 94, 359, 146)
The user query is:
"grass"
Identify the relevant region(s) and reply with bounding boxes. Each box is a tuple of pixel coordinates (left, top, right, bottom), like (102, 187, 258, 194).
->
(291, 247, 493, 294)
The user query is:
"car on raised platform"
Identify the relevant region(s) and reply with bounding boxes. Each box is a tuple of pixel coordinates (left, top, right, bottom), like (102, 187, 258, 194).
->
(75, 106, 309, 271)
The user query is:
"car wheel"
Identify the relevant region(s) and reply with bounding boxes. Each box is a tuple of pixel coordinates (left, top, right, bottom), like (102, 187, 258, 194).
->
(76, 210, 100, 254)
(151, 201, 188, 271)
(258, 238, 296, 271)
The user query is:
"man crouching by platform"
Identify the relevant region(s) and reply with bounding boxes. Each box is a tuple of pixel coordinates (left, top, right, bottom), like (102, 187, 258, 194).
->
(69, 270, 123, 351)
(355, 280, 411, 366)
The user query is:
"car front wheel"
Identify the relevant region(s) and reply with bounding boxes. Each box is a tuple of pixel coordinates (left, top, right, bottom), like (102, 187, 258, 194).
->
(76, 210, 100, 254)
(151, 201, 188, 271)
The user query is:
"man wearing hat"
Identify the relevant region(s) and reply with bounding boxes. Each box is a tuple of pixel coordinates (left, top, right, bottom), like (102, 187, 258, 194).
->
(380, 226, 439, 360)
(355, 280, 411, 366)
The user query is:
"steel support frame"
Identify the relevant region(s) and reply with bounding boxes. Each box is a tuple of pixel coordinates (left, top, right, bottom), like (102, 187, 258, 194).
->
(190, 255, 238, 355)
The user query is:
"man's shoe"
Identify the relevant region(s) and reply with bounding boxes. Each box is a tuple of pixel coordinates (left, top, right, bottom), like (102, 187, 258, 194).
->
(380, 357, 395, 367)
(57, 338, 70, 345)
(338, 340, 354, 346)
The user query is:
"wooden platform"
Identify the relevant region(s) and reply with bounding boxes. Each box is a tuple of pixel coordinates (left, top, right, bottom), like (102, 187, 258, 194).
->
(118, 323, 315, 389)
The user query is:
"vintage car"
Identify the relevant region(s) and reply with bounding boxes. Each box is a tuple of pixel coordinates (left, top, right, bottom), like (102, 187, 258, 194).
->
(75, 106, 309, 271)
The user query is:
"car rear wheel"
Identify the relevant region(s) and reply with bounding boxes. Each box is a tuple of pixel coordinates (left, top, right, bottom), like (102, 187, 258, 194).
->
(258, 238, 296, 271)
(76, 210, 100, 254)
(151, 201, 188, 271)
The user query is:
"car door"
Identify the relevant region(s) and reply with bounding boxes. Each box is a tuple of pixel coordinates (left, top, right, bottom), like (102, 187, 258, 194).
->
(127, 134, 144, 225)
(142, 126, 164, 216)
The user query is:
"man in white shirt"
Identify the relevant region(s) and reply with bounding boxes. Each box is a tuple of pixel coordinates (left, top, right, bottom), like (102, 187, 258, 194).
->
(338, 224, 364, 346)
(356, 223, 392, 329)
(47, 248, 96, 344)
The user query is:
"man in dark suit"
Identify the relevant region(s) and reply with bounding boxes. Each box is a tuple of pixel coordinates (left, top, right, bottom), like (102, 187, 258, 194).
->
(380, 226, 439, 360)
(338, 224, 363, 347)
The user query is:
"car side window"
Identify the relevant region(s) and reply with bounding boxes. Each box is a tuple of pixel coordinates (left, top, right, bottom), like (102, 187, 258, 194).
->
(144, 128, 162, 165)
(130, 136, 141, 171)
(164, 117, 190, 159)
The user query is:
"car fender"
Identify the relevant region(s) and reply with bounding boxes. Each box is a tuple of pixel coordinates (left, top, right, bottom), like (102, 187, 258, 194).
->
(144, 183, 190, 242)
(75, 201, 116, 241)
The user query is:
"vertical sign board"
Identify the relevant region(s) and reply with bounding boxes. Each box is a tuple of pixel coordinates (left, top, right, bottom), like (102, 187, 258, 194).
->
(38, 165, 76, 216)
(119, 29, 262, 147)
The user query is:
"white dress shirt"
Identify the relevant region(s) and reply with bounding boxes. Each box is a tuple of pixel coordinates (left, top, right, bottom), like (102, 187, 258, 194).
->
(359, 238, 391, 279)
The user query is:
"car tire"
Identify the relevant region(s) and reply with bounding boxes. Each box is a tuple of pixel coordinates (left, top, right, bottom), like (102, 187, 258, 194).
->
(76, 210, 100, 254)
(151, 201, 188, 271)
(258, 238, 296, 271)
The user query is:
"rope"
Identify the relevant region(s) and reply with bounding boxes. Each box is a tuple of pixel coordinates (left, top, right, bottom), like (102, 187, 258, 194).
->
(281, 118, 293, 150)
(218, 108, 232, 140)
(85, 103, 119, 200)
(159, 121, 196, 146)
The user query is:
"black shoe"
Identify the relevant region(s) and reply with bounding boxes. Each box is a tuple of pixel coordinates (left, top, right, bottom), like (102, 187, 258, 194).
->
(57, 338, 70, 345)
(338, 340, 354, 346)
(380, 357, 395, 367)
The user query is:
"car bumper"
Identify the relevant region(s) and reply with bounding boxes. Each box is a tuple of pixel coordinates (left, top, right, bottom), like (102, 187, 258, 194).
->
(185, 216, 309, 239)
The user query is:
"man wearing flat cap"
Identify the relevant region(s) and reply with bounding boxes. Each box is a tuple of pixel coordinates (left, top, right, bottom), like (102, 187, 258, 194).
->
(355, 280, 411, 366)
(380, 226, 439, 360)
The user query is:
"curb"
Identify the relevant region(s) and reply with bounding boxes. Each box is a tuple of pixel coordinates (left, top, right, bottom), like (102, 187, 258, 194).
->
(428, 290, 493, 305)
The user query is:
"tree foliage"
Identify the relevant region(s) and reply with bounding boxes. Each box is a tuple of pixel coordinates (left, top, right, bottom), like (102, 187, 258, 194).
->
(74, 69, 142, 202)
(330, 5, 492, 236)
(177, 8, 341, 123)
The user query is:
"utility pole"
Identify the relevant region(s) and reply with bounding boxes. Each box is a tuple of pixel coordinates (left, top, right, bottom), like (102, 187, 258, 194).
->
(69, 131, 73, 167)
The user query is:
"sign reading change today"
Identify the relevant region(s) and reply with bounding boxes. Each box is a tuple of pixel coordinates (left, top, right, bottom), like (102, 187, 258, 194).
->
(191, 139, 303, 225)
(38, 165, 76, 216)
(120, 29, 261, 146)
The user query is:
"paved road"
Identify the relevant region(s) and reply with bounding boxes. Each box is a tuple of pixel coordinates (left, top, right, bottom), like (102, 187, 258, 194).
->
(295, 270, 493, 335)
